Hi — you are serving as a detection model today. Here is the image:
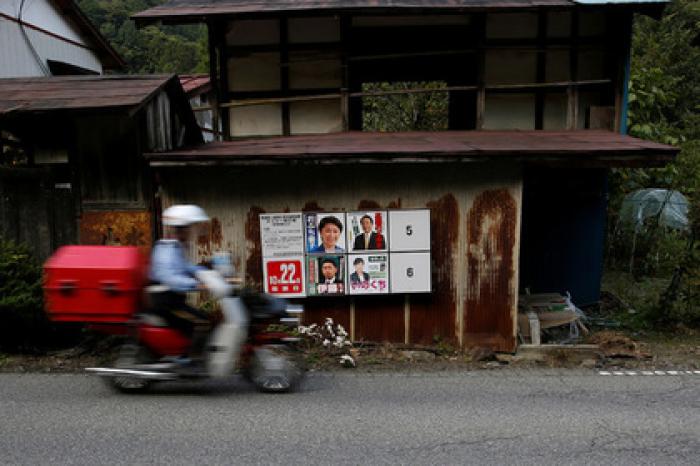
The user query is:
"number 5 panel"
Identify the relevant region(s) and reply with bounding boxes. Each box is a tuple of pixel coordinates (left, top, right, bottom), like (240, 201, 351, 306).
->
(388, 210, 431, 252)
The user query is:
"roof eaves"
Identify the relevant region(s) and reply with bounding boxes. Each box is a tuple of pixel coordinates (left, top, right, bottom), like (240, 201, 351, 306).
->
(54, 0, 126, 70)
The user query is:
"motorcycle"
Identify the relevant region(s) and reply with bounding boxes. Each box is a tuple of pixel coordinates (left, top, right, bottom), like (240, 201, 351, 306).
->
(86, 269, 305, 393)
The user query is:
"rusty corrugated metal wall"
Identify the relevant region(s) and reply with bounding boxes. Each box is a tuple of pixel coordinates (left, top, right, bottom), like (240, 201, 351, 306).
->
(158, 162, 521, 351)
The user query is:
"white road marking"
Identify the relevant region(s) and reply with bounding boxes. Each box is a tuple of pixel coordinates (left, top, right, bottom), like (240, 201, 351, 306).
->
(600, 369, 700, 376)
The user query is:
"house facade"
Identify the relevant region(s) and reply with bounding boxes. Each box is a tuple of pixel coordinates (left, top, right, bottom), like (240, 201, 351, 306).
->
(0, 0, 123, 77)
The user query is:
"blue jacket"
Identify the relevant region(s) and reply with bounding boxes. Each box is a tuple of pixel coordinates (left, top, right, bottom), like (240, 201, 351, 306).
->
(149, 240, 204, 292)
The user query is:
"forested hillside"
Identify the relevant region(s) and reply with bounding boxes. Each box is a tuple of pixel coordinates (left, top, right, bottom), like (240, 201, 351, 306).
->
(78, 0, 208, 73)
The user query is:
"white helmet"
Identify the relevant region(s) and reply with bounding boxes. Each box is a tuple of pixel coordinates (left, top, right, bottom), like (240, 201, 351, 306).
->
(162, 204, 210, 227)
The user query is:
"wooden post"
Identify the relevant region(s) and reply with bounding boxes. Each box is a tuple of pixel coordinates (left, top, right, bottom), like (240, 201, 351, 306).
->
(535, 11, 547, 130)
(566, 11, 579, 130)
(280, 18, 291, 136)
(217, 22, 230, 140)
(404, 294, 410, 345)
(475, 14, 486, 129)
(340, 15, 351, 131)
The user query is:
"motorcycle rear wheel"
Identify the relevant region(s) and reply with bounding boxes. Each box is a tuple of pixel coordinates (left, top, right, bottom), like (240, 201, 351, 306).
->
(247, 345, 305, 393)
(104, 343, 154, 394)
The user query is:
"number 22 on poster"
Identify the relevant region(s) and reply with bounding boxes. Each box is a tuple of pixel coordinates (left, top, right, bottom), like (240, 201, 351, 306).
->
(265, 258, 305, 296)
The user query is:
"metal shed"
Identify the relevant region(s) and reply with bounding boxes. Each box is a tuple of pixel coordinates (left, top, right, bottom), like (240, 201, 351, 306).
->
(146, 130, 675, 351)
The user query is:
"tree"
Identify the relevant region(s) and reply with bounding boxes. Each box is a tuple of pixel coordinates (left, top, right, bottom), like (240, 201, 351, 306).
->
(78, 0, 208, 74)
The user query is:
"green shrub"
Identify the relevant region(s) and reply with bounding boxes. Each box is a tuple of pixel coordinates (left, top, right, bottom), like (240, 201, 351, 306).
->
(0, 239, 45, 350)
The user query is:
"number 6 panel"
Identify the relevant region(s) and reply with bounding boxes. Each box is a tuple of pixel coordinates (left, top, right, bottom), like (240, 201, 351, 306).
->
(388, 209, 430, 252)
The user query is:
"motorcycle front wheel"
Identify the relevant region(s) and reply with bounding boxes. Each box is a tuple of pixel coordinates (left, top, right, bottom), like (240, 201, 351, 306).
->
(247, 344, 305, 393)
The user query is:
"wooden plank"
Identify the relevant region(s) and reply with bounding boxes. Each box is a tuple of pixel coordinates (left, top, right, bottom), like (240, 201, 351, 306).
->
(354, 295, 406, 343)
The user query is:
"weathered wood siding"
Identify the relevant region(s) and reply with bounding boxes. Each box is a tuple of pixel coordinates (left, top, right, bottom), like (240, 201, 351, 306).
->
(158, 162, 522, 351)
(0, 167, 77, 260)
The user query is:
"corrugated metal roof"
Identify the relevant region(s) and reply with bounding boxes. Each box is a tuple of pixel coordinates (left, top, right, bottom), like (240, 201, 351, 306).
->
(133, 0, 572, 22)
(144, 130, 678, 167)
(133, 0, 668, 23)
(0, 75, 176, 114)
(179, 74, 211, 95)
(574, 0, 667, 4)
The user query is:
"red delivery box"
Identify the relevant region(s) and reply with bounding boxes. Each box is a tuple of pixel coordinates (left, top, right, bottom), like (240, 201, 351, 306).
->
(44, 246, 147, 323)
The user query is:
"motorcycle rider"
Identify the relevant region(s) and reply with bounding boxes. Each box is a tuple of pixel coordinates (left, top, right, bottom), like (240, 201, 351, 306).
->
(149, 204, 214, 369)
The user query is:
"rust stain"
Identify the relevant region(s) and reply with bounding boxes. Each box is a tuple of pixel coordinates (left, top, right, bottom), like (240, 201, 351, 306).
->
(302, 201, 324, 212)
(464, 189, 517, 352)
(410, 194, 459, 345)
(245, 206, 266, 290)
(197, 216, 224, 258)
(387, 198, 402, 209)
(283, 206, 290, 213)
(357, 200, 381, 209)
(210, 217, 223, 247)
(79, 211, 151, 253)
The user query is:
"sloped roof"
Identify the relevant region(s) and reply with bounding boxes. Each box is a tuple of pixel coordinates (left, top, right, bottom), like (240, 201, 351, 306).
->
(144, 130, 678, 168)
(133, 0, 667, 23)
(179, 74, 211, 95)
(52, 0, 125, 70)
(0, 75, 177, 114)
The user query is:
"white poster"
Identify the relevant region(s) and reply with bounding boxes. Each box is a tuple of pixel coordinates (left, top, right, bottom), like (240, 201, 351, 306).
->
(389, 252, 432, 293)
(260, 213, 304, 257)
(388, 210, 431, 251)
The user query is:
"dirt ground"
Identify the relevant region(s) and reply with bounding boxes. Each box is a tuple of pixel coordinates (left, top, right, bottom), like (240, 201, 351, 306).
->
(1, 329, 698, 374)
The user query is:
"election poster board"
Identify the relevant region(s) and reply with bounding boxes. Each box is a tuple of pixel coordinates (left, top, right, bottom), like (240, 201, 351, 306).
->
(260, 209, 431, 297)
(263, 256, 306, 298)
(347, 254, 389, 295)
(347, 211, 388, 252)
(306, 255, 346, 296)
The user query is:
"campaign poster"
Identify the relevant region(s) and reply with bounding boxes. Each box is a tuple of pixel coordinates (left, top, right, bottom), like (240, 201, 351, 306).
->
(304, 212, 347, 254)
(263, 256, 306, 297)
(347, 211, 388, 252)
(306, 254, 346, 296)
(347, 254, 389, 295)
(260, 213, 304, 257)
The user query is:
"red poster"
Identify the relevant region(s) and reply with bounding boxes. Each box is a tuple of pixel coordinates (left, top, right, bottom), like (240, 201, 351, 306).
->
(264, 258, 305, 297)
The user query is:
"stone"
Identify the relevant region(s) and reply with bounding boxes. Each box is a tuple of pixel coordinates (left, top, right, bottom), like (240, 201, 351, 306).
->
(469, 347, 496, 362)
(400, 350, 436, 362)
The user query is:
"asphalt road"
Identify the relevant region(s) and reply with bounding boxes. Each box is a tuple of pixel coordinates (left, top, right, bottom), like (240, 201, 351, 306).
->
(1, 370, 698, 465)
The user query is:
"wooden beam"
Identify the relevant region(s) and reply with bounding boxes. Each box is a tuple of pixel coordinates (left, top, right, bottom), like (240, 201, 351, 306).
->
(220, 80, 611, 108)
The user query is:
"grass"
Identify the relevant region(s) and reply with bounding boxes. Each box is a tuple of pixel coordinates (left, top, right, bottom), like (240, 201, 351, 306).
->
(602, 271, 670, 314)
